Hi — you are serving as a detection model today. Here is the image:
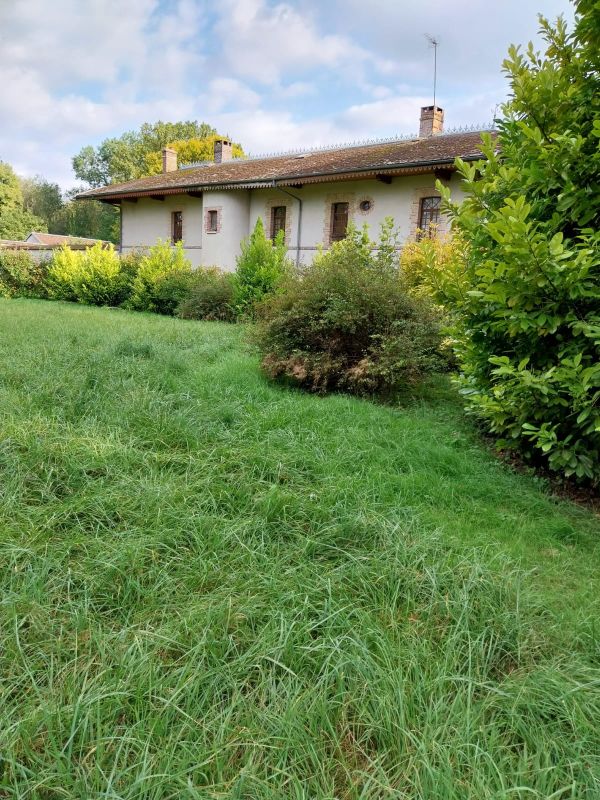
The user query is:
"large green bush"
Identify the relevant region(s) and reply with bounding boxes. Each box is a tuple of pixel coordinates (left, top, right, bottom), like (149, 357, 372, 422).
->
(440, 3, 600, 482)
(47, 243, 131, 306)
(0, 250, 50, 298)
(177, 268, 235, 322)
(127, 240, 192, 314)
(233, 217, 291, 317)
(256, 222, 446, 396)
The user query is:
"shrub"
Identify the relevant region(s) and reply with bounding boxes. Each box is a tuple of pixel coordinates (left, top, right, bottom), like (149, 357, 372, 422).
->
(233, 217, 291, 317)
(439, 5, 600, 483)
(256, 223, 447, 396)
(177, 268, 236, 322)
(400, 230, 469, 308)
(0, 250, 50, 298)
(127, 240, 192, 314)
(47, 243, 131, 306)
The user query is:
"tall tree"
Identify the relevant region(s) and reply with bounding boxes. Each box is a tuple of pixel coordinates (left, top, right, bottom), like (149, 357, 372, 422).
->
(72, 120, 218, 186)
(0, 162, 46, 239)
(20, 176, 63, 228)
(51, 188, 119, 243)
(440, 0, 600, 482)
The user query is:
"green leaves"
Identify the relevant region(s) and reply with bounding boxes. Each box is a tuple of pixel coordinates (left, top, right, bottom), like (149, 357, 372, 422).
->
(446, 2, 600, 483)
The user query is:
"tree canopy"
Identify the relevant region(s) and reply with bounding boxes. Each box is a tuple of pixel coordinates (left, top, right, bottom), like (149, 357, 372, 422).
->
(0, 162, 46, 240)
(71, 120, 238, 186)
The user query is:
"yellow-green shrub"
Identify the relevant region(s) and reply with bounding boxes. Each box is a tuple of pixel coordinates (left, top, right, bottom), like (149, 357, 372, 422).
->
(47, 243, 131, 305)
(400, 231, 469, 307)
(127, 240, 192, 314)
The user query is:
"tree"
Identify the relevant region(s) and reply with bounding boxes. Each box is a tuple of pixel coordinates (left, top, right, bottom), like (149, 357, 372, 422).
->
(440, 0, 600, 482)
(20, 176, 63, 228)
(145, 134, 245, 174)
(72, 120, 219, 186)
(0, 162, 46, 239)
(51, 188, 119, 243)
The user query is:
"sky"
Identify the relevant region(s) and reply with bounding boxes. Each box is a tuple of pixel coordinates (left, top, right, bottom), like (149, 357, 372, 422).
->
(0, 0, 575, 189)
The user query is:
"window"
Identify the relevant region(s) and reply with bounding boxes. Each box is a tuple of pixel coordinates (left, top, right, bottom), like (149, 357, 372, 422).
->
(417, 196, 441, 237)
(208, 209, 218, 232)
(172, 211, 183, 244)
(330, 202, 349, 241)
(271, 206, 286, 240)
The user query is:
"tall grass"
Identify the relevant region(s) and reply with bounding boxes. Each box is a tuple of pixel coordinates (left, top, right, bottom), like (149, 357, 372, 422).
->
(0, 299, 599, 798)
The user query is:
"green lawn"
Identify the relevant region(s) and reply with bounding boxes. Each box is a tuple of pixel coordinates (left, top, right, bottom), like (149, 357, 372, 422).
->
(1, 299, 599, 799)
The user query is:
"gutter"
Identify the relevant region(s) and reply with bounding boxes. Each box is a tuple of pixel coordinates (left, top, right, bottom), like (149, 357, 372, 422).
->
(271, 182, 303, 268)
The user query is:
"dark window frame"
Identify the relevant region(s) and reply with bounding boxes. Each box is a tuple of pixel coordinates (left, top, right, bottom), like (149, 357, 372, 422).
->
(171, 210, 183, 244)
(207, 209, 219, 233)
(417, 196, 441, 238)
(330, 202, 349, 242)
(271, 205, 286, 240)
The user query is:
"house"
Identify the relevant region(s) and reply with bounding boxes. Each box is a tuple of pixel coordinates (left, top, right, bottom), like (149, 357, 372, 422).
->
(25, 232, 108, 246)
(77, 107, 492, 271)
(0, 232, 110, 261)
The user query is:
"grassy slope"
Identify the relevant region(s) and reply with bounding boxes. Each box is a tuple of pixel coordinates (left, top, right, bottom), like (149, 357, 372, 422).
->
(0, 299, 599, 800)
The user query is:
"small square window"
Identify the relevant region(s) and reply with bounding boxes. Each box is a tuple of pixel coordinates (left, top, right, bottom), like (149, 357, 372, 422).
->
(171, 211, 183, 244)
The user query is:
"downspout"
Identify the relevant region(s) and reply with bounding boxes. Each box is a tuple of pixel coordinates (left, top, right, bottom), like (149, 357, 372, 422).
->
(271, 181, 303, 268)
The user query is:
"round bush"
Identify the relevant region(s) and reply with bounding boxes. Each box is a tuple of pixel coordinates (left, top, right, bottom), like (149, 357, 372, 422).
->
(256, 224, 447, 396)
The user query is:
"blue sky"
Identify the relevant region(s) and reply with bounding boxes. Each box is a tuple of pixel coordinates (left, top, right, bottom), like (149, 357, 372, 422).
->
(0, 0, 574, 188)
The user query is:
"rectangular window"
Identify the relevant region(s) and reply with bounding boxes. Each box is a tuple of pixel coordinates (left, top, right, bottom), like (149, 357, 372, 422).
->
(208, 209, 218, 232)
(417, 196, 441, 237)
(172, 210, 183, 244)
(330, 202, 349, 241)
(271, 205, 286, 240)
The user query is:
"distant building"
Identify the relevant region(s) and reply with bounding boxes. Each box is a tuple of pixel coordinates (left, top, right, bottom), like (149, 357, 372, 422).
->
(0, 232, 110, 261)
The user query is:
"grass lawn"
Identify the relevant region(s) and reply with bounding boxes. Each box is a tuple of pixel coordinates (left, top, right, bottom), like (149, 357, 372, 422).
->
(1, 298, 599, 799)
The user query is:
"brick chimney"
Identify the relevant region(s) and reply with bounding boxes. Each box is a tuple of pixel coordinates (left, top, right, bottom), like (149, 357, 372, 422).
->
(214, 138, 233, 163)
(162, 147, 178, 173)
(419, 105, 444, 137)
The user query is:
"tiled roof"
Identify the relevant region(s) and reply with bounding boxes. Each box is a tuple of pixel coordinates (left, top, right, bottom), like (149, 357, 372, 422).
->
(27, 232, 107, 245)
(77, 130, 493, 201)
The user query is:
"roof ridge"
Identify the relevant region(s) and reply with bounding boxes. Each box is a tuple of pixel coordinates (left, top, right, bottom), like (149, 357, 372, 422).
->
(180, 122, 495, 169)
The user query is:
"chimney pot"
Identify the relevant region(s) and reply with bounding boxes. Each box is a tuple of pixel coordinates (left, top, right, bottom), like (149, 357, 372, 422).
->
(162, 147, 178, 173)
(419, 105, 444, 137)
(214, 138, 233, 164)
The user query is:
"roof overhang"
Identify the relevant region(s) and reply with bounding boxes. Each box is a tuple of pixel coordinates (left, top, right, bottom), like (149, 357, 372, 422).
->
(77, 154, 482, 203)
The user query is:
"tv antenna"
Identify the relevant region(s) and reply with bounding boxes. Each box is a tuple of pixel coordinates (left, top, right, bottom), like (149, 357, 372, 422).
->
(425, 34, 439, 107)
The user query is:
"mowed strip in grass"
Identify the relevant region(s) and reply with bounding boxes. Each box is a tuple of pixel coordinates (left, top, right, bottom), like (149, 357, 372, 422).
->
(0, 298, 599, 800)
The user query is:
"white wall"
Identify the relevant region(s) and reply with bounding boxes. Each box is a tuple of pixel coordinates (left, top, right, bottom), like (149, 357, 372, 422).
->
(249, 173, 465, 265)
(121, 194, 204, 267)
(119, 172, 466, 269)
(201, 191, 250, 271)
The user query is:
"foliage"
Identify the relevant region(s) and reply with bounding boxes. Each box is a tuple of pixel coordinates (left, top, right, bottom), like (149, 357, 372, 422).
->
(127, 240, 193, 314)
(256, 222, 446, 395)
(0, 250, 50, 298)
(177, 268, 236, 322)
(400, 230, 469, 307)
(0, 162, 46, 239)
(50, 189, 119, 243)
(72, 121, 218, 186)
(233, 217, 291, 317)
(1, 299, 599, 798)
(440, 3, 600, 482)
(47, 243, 131, 306)
(145, 135, 245, 174)
(20, 176, 63, 227)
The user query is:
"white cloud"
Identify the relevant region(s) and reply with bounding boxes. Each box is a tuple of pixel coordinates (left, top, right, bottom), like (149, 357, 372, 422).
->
(0, 0, 575, 187)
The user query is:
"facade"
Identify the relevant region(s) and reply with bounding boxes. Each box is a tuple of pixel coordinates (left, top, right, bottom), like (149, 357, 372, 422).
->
(78, 107, 492, 271)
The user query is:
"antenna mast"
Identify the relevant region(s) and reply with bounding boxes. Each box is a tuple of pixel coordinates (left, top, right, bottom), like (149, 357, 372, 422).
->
(425, 34, 439, 107)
